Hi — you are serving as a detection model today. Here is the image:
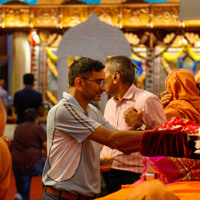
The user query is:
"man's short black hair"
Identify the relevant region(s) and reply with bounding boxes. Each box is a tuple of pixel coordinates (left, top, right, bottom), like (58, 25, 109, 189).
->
(23, 74, 34, 85)
(24, 108, 38, 122)
(68, 57, 105, 87)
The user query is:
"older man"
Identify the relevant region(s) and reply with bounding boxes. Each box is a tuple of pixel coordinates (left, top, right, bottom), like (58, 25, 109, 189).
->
(100, 56, 166, 194)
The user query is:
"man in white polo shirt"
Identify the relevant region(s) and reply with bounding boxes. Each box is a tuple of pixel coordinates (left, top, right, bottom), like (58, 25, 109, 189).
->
(42, 57, 145, 200)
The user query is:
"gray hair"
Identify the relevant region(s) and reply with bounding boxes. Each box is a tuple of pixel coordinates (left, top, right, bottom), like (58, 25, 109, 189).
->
(106, 56, 137, 84)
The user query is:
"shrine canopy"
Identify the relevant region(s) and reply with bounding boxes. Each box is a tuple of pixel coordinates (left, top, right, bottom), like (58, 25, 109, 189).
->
(57, 13, 131, 102)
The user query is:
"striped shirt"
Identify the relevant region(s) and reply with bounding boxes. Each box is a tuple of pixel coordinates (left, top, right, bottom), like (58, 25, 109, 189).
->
(100, 84, 166, 173)
(42, 92, 114, 197)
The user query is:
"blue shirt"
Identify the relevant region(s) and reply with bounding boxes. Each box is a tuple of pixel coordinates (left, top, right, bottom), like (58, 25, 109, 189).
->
(13, 87, 43, 124)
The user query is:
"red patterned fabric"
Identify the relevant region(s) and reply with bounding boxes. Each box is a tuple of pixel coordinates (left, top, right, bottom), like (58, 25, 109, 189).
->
(139, 129, 198, 159)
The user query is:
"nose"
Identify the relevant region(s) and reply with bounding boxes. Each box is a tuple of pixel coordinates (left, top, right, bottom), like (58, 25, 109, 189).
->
(101, 82, 107, 92)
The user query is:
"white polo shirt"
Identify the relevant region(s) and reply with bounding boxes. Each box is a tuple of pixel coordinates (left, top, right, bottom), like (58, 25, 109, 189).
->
(42, 92, 114, 197)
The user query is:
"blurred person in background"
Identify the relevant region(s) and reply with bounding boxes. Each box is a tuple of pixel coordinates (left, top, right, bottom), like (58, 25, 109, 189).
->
(0, 79, 8, 109)
(12, 108, 47, 200)
(13, 73, 43, 124)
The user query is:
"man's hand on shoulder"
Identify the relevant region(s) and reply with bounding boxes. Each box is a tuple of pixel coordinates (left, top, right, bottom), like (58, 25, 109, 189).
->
(124, 107, 143, 130)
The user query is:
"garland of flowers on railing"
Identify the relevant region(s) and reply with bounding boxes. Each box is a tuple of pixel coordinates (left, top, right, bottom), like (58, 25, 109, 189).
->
(131, 32, 178, 61)
(162, 45, 200, 62)
(131, 30, 200, 61)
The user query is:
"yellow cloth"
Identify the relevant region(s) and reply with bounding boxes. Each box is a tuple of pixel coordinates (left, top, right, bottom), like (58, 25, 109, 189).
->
(164, 69, 200, 123)
(96, 181, 200, 200)
(0, 138, 12, 200)
(127, 180, 179, 200)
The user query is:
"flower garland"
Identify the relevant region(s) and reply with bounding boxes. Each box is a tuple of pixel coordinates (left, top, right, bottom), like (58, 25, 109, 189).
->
(162, 49, 184, 61)
(187, 45, 200, 61)
(156, 117, 200, 155)
(131, 32, 177, 61)
(47, 58, 58, 78)
(46, 47, 58, 62)
(46, 46, 58, 105)
(163, 45, 200, 62)
(161, 57, 173, 74)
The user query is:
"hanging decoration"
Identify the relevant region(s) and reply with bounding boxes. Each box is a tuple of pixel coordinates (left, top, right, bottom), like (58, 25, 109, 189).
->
(162, 49, 184, 61)
(187, 45, 200, 61)
(46, 46, 58, 105)
(131, 32, 177, 61)
(131, 30, 200, 63)
(161, 57, 173, 74)
(162, 45, 200, 62)
(46, 47, 58, 62)
(47, 58, 58, 78)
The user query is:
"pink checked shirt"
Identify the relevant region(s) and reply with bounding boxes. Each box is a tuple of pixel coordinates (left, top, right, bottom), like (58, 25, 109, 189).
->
(101, 84, 166, 174)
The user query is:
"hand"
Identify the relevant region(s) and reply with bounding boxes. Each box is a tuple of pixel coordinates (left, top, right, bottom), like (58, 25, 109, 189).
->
(160, 91, 172, 108)
(0, 136, 11, 147)
(124, 107, 143, 130)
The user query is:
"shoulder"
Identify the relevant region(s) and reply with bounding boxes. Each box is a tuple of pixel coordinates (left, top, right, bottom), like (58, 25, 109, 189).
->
(88, 103, 102, 116)
(35, 125, 46, 136)
(48, 99, 79, 120)
(14, 90, 22, 96)
(32, 90, 42, 96)
(135, 88, 160, 101)
(105, 97, 114, 108)
(87, 103, 106, 123)
(0, 87, 7, 94)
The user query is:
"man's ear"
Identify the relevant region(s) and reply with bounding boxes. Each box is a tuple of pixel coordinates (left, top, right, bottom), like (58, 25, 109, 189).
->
(74, 77, 84, 91)
(113, 72, 120, 84)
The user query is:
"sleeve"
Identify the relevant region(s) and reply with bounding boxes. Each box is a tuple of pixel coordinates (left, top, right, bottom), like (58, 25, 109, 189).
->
(54, 103, 102, 143)
(89, 103, 116, 131)
(101, 118, 116, 130)
(143, 96, 167, 129)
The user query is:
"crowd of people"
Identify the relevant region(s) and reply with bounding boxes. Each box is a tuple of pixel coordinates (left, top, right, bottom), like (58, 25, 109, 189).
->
(0, 56, 199, 200)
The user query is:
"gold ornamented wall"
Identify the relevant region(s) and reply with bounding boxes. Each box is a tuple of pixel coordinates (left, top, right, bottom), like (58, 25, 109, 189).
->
(0, 3, 198, 29)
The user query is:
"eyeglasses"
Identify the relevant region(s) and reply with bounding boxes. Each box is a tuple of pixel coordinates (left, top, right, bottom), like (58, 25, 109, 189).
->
(81, 78, 106, 89)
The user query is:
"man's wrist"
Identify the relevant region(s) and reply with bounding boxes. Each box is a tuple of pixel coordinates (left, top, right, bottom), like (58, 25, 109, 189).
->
(136, 124, 147, 131)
